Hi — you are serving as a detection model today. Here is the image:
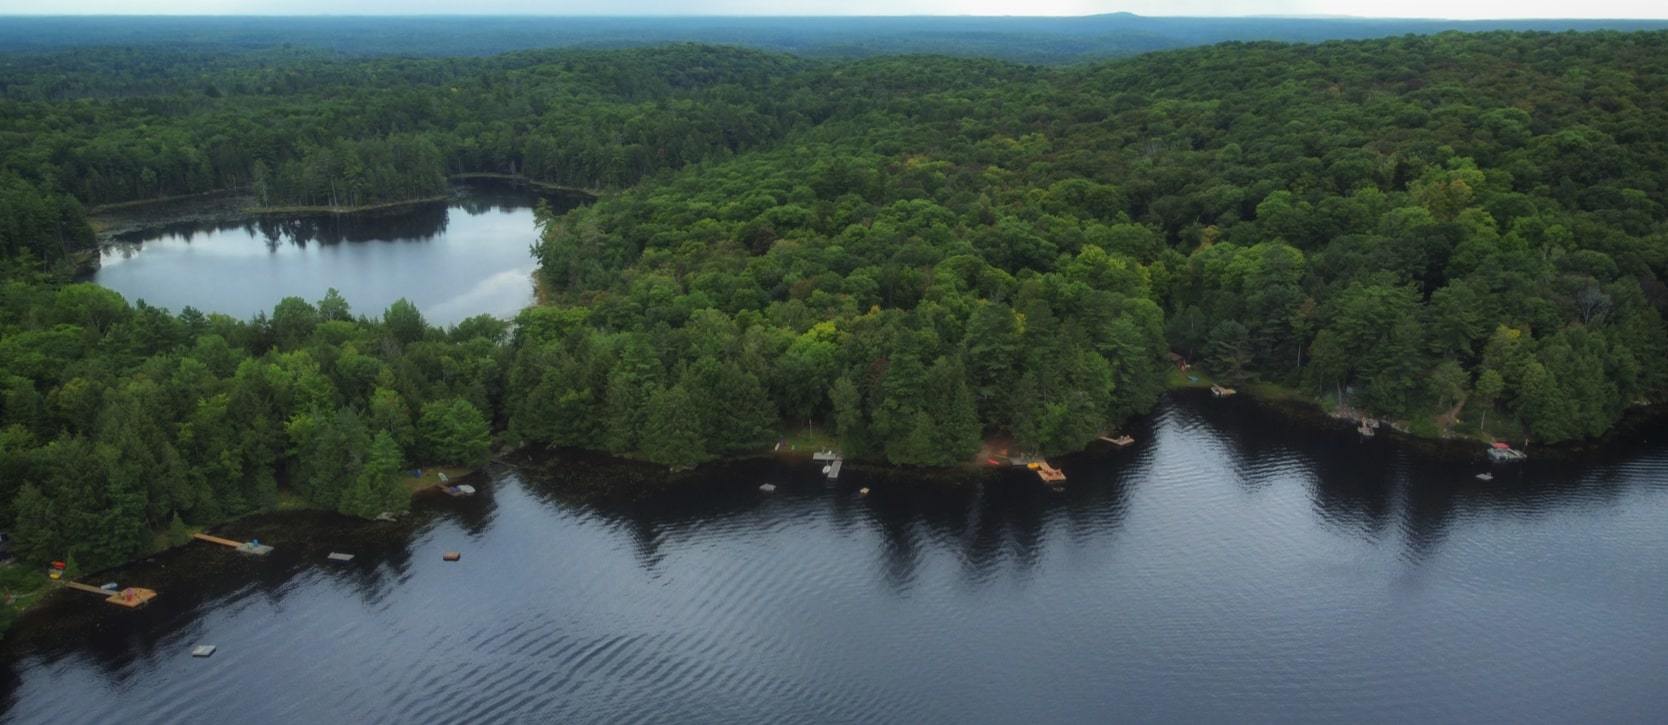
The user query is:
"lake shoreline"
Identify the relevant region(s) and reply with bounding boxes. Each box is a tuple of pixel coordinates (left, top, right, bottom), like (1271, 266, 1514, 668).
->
(246, 195, 451, 216)
(6, 392, 1664, 645)
(86, 177, 585, 246)
(448, 172, 603, 198)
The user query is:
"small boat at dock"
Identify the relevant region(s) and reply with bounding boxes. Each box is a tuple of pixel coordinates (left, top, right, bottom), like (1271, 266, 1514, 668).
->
(1487, 442, 1527, 462)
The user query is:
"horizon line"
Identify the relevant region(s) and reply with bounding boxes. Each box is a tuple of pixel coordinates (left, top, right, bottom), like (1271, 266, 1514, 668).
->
(3, 12, 1668, 21)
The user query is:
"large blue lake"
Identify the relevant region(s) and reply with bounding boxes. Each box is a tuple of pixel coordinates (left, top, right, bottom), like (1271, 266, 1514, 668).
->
(3, 393, 1665, 723)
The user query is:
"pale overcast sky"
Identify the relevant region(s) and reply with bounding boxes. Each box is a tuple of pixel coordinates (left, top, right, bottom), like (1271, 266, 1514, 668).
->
(3, 1, 1666, 19)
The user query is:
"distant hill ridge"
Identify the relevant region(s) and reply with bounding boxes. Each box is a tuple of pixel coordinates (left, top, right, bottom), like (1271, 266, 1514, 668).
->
(4, 14, 1668, 63)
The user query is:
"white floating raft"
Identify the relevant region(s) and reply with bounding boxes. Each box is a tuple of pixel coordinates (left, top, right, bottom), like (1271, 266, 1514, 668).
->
(192, 645, 217, 658)
(758, 483, 777, 493)
(327, 552, 355, 562)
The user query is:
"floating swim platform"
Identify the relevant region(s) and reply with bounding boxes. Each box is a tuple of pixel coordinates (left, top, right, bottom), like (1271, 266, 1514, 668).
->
(1035, 461, 1066, 483)
(443, 551, 461, 562)
(192, 645, 217, 658)
(327, 552, 355, 562)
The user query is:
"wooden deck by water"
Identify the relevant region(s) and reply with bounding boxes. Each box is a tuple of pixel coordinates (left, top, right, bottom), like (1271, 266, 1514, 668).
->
(61, 581, 158, 608)
(1035, 462, 1067, 483)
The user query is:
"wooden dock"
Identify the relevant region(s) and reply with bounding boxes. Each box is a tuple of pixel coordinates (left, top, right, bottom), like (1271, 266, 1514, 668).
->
(1035, 461, 1066, 484)
(193, 533, 274, 555)
(1099, 435, 1135, 447)
(61, 581, 158, 608)
(1210, 384, 1237, 397)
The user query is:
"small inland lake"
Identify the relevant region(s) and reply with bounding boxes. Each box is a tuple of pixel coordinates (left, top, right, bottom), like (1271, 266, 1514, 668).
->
(2, 393, 1665, 723)
(90, 181, 589, 326)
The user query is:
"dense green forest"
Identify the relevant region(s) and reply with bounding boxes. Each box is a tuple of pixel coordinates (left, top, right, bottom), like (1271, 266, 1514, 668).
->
(3, 31, 1668, 574)
(0, 44, 801, 216)
(517, 32, 1668, 463)
(4, 14, 1668, 63)
(0, 265, 497, 572)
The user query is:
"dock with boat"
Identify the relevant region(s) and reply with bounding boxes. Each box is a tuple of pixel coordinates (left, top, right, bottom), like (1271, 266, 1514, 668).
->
(1487, 441, 1527, 462)
(192, 533, 273, 555)
(813, 450, 844, 480)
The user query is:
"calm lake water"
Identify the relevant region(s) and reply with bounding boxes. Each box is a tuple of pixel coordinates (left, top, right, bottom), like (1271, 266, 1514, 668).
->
(3, 393, 1666, 723)
(93, 183, 586, 326)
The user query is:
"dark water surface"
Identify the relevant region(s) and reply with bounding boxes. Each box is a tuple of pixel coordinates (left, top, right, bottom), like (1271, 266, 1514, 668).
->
(92, 183, 586, 326)
(4, 393, 1666, 723)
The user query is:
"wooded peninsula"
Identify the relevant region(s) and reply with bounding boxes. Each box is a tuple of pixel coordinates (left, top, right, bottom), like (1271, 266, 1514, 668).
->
(3, 32, 1667, 595)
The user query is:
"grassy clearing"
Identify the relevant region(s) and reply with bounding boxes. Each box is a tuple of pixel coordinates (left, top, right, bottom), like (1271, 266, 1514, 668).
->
(401, 465, 476, 493)
(777, 427, 839, 455)
(0, 563, 54, 630)
(276, 489, 312, 511)
(1167, 366, 1213, 389)
(1241, 380, 1310, 404)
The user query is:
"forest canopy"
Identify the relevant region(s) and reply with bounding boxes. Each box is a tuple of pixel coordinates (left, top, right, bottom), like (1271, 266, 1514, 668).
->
(2, 31, 1668, 571)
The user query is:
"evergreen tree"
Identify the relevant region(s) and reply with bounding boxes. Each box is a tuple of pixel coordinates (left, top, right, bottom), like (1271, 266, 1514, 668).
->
(368, 387, 417, 454)
(638, 383, 708, 468)
(829, 376, 869, 457)
(339, 432, 408, 518)
(383, 299, 427, 346)
(888, 410, 941, 467)
(288, 407, 371, 509)
(417, 399, 491, 467)
(926, 356, 981, 465)
(1473, 368, 1505, 435)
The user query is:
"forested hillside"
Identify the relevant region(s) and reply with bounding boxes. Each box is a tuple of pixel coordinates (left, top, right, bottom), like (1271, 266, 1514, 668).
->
(0, 45, 803, 213)
(0, 269, 500, 573)
(2, 32, 1667, 574)
(518, 32, 1668, 465)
